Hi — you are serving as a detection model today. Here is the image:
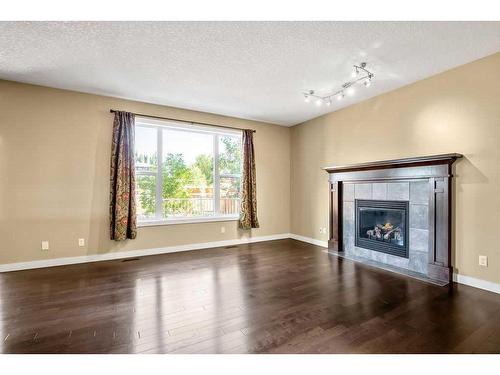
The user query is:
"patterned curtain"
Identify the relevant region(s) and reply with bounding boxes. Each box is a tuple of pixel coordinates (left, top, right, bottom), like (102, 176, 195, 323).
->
(109, 111, 137, 240)
(239, 129, 259, 229)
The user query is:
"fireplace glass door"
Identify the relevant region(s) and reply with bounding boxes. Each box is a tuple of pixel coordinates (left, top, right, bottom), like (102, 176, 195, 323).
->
(355, 200, 409, 258)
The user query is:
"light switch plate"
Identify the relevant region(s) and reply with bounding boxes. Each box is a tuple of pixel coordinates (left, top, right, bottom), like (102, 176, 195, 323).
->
(41, 241, 49, 251)
(479, 255, 488, 267)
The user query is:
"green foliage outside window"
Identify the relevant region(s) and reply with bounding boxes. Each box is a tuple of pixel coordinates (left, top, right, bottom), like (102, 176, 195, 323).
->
(136, 136, 241, 218)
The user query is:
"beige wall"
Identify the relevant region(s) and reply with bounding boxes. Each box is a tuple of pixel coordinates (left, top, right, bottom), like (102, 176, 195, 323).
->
(291, 52, 500, 284)
(2, 52, 500, 285)
(0, 81, 291, 264)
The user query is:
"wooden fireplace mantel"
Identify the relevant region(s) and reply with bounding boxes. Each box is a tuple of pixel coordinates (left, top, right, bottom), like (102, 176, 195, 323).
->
(324, 153, 463, 285)
(323, 153, 463, 174)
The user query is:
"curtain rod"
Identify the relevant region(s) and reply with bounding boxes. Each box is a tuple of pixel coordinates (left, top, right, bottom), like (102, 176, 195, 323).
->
(109, 109, 256, 133)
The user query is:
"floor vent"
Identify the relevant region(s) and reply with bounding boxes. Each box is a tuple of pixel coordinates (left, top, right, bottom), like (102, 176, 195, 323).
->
(121, 258, 140, 262)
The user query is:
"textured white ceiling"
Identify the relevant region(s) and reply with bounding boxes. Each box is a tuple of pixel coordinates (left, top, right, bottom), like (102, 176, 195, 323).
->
(0, 22, 499, 126)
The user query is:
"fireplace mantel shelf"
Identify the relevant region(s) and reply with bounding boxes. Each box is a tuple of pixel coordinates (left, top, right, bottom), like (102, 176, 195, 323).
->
(323, 153, 463, 174)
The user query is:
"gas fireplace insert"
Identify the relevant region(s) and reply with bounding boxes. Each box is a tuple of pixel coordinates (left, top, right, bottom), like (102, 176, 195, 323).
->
(355, 199, 409, 258)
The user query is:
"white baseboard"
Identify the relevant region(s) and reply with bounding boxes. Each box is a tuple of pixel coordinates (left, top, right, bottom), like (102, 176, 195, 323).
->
(3, 233, 499, 296)
(292, 235, 500, 295)
(289, 233, 328, 248)
(0, 233, 291, 272)
(453, 273, 500, 295)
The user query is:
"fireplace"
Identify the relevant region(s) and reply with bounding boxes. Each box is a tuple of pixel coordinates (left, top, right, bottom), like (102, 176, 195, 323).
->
(324, 153, 462, 285)
(355, 200, 409, 258)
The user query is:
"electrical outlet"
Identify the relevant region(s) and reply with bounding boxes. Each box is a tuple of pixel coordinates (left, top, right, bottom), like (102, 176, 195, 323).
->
(41, 241, 49, 251)
(78, 238, 85, 247)
(220, 226, 226, 234)
(319, 227, 327, 234)
(479, 255, 488, 267)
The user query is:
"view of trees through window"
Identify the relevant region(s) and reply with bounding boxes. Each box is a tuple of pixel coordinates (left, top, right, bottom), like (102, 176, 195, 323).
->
(134, 123, 242, 221)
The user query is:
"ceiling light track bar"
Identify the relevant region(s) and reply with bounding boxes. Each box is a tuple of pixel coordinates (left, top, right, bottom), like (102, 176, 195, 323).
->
(303, 62, 375, 107)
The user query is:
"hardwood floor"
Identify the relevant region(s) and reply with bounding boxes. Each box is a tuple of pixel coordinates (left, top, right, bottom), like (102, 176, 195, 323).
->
(1, 239, 500, 354)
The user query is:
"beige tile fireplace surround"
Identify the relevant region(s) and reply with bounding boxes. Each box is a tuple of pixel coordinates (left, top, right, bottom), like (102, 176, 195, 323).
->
(343, 181, 430, 276)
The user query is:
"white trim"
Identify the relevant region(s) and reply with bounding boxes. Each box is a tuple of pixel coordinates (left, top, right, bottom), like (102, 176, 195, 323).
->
(0, 233, 291, 273)
(289, 233, 328, 248)
(289, 236, 500, 295)
(138, 215, 239, 227)
(453, 273, 500, 295)
(4, 231, 498, 296)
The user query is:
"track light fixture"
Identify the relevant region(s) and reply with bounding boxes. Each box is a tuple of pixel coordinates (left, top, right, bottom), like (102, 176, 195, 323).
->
(302, 62, 374, 108)
(351, 66, 359, 78)
(303, 89, 314, 103)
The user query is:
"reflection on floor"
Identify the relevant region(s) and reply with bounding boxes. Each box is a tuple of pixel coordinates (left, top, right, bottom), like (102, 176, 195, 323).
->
(1, 239, 499, 353)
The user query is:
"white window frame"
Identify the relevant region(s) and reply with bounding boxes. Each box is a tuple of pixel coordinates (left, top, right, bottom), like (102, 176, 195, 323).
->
(135, 117, 242, 226)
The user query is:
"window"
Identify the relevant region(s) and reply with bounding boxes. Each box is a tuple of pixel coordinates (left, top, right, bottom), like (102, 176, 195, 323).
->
(134, 117, 242, 225)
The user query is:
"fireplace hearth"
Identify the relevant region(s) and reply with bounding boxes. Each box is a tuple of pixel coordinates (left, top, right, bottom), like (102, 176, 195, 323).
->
(355, 200, 409, 258)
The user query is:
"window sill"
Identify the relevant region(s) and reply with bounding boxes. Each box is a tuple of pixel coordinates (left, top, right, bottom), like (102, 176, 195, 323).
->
(138, 215, 240, 227)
